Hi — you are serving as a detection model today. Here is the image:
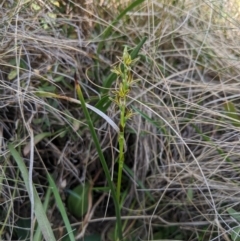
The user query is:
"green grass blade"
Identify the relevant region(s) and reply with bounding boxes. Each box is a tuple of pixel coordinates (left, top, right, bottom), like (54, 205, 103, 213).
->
(97, 0, 145, 54)
(227, 207, 240, 223)
(74, 76, 123, 240)
(47, 174, 75, 241)
(8, 144, 56, 241)
(33, 185, 52, 241)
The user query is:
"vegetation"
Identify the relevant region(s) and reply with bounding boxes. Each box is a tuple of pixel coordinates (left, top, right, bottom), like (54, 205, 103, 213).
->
(1, 0, 240, 240)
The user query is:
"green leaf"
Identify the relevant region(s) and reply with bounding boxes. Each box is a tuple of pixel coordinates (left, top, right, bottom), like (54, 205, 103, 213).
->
(67, 183, 91, 218)
(227, 208, 240, 241)
(187, 188, 193, 202)
(231, 227, 240, 241)
(31, 3, 41, 11)
(8, 69, 17, 80)
(53, 75, 65, 83)
(227, 207, 240, 222)
(7, 58, 28, 80)
(38, 85, 56, 92)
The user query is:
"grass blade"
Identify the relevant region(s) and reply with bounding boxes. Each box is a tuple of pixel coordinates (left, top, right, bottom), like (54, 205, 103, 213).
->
(47, 174, 75, 241)
(8, 144, 56, 241)
(97, 0, 145, 54)
(33, 185, 52, 241)
(74, 74, 123, 240)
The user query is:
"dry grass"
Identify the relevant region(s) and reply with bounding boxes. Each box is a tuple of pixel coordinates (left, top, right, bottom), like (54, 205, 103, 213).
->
(1, 0, 240, 240)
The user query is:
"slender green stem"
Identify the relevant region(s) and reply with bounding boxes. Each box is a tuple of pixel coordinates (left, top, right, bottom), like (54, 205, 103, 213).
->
(117, 131, 125, 203)
(74, 75, 123, 240)
(117, 98, 126, 203)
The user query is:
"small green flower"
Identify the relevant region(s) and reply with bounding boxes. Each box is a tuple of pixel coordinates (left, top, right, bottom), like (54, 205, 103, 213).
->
(127, 72, 133, 84)
(123, 46, 132, 66)
(118, 83, 129, 97)
(111, 66, 122, 75)
(125, 108, 135, 120)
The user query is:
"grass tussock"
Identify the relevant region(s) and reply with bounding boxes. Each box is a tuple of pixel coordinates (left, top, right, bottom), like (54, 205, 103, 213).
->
(1, 0, 240, 240)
